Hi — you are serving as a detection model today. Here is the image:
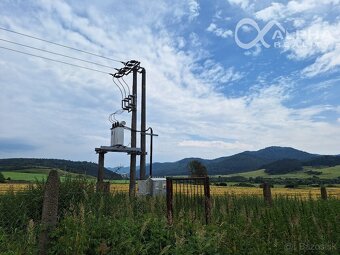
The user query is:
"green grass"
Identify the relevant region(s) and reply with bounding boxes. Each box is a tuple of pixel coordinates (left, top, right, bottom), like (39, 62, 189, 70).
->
(221, 165, 340, 179)
(1, 171, 48, 182)
(0, 178, 339, 255)
(1, 169, 96, 182)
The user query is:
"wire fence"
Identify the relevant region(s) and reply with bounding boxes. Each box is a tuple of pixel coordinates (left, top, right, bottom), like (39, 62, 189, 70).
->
(166, 177, 211, 225)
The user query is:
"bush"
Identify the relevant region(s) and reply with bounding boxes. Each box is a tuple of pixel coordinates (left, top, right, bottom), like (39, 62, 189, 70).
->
(305, 170, 322, 175)
(285, 183, 299, 188)
(215, 182, 227, 186)
(0, 172, 5, 183)
(232, 183, 256, 187)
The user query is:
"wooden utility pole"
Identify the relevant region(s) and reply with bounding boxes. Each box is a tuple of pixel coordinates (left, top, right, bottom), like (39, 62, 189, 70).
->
(129, 68, 138, 196)
(97, 151, 105, 183)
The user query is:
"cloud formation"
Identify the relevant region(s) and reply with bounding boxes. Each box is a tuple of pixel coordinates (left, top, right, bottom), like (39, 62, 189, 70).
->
(0, 0, 339, 166)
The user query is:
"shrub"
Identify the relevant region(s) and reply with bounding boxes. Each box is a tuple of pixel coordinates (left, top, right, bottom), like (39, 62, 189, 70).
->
(232, 183, 256, 187)
(215, 182, 227, 186)
(0, 172, 5, 183)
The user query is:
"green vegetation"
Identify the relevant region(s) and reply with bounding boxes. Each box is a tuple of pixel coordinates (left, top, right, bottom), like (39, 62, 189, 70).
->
(188, 160, 207, 177)
(0, 169, 96, 182)
(263, 159, 303, 175)
(0, 178, 339, 254)
(0, 158, 122, 179)
(305, 155, 340, 167)
(142, 146, 317, 176)
(1, 171, 48, 182)
(0, 172, 5, 183)
(224, 165, 340, 179)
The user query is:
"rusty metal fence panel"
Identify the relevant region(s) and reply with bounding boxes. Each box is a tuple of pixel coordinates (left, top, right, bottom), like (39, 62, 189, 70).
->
(166, 177, 211, 225)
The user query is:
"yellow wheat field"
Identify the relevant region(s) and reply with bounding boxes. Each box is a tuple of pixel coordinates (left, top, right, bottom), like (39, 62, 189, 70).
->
(1, 183, 339, 199)
(108, 184, 340, 199)
(210, 186, 340, 199)
(0, 183, 32, 193)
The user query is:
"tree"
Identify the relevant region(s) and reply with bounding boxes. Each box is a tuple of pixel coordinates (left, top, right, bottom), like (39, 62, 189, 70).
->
(0, 172, 5, 183)
(188, 160, 207, 177)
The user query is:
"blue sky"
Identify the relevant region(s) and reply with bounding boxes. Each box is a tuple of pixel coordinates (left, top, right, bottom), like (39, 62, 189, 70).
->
(0, 0, 340, 166)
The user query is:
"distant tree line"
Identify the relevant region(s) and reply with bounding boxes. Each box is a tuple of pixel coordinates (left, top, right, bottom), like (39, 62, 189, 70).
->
(262, 159, 303, 175)
(260, 156, 340, 175)
(211, 175, 340, 186)
(0, 158, 122, 179)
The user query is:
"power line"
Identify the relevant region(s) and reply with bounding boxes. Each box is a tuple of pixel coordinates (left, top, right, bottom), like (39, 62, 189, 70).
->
(0, 26, 123, 63)
(0, 46, 110, 74)
(121, 77, 131, 96)
(111, 76, 124, 100)
(0, 38, 117, 69)
(113, 77, 127, 98)
(118, 78, 131, 96)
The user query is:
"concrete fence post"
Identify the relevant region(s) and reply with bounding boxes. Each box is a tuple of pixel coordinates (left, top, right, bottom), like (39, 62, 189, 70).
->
(262, 182, 272, 206)
(320, 186, 328, 200)
(38, 170, 60, 255)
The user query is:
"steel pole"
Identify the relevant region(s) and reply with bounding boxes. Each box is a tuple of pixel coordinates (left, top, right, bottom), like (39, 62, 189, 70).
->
(140, 68, 146, 180)
(149, 128, 153, 178)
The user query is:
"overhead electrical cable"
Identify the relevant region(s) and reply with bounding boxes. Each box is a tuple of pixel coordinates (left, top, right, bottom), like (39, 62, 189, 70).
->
(118, 78, 130, 96)
(114, 77, 127, 98)
(0, 46, 109, 74)
(0, 26, 123, 63)
(111, 76, 124, 100)
(0, 38, 117, 69)
(121, 77, 131, 96)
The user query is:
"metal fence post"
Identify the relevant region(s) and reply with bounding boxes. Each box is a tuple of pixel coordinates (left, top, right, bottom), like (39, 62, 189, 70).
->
(204, 177, 211, 224)
(38, 170, 60, 255)
(166, 178, 173, 225)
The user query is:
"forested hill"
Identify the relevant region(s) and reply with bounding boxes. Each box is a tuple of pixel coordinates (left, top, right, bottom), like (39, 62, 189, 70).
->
(0, 158, 122, 179)
(150, 146, 318, 176)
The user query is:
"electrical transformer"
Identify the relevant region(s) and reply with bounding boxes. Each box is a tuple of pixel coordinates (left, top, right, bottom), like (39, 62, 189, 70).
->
(110, 121, 125, 146)
(137, 177, 166, 196)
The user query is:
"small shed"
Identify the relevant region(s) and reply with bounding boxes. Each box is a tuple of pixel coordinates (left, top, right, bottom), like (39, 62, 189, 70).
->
(138, 177, 166, 196)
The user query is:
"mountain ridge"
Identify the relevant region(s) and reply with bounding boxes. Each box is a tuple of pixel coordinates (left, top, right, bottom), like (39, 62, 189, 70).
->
(144, 146, 319, 176)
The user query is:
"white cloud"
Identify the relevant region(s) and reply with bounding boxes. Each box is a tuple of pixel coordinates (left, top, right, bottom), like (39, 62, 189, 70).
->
(197, 60, 244, 84)
(255, 0, 340, 21)
(253, 1, 340, 77)
(244, 43, 262, 57)
(228, 0, 250, 10)
(178, 140, 252, 150)
(0, 0, 340, 166)
(283, 20, 340, 76)
(188, 0, 200, 20)
(206, 23, 233, 38)
(241, 25, 253, 33)
(302, 45, 340, 77)
(255, 2, 285, 21)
